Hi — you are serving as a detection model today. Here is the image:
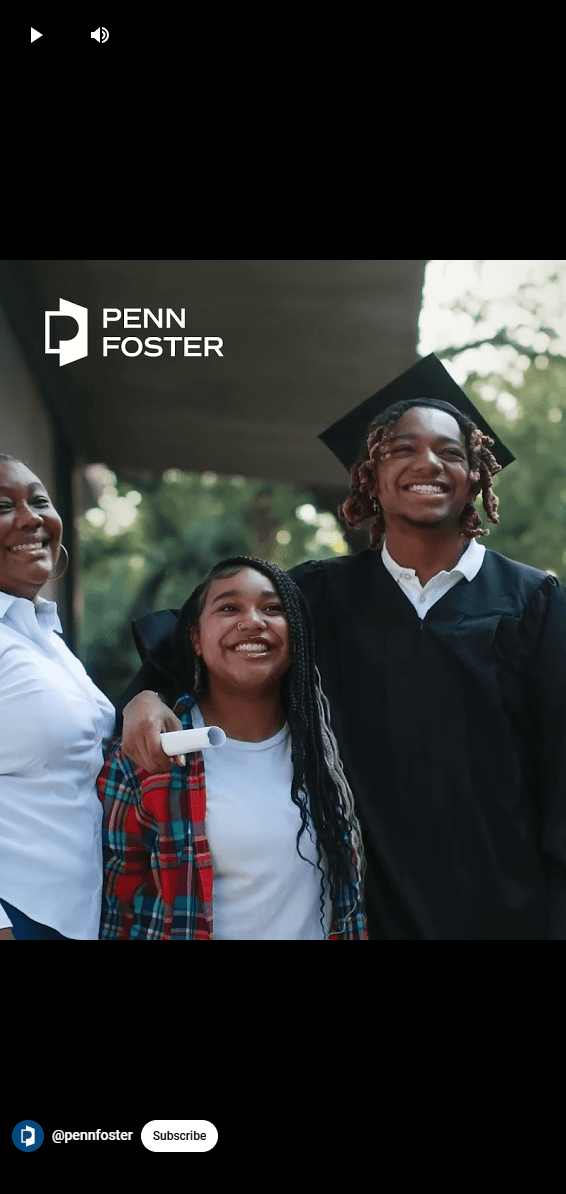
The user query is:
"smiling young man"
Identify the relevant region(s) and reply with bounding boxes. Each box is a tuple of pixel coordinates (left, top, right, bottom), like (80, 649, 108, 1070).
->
(116, 355, 566, 940)
(363, 403, 477, 584)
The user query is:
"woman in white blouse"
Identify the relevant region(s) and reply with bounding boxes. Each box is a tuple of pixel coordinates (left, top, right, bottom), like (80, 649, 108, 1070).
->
(0, 455, 115, 940)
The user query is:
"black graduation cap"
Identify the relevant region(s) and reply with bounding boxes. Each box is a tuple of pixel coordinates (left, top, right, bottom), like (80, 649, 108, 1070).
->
(319, 352, 515, 472)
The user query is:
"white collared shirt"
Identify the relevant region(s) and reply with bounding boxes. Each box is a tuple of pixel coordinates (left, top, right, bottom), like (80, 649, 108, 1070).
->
(381, 537, 486, 616)
(0, 591, 115, 937)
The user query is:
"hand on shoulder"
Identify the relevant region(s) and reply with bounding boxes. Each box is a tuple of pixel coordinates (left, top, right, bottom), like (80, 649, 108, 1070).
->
(121, 690, 184, 773)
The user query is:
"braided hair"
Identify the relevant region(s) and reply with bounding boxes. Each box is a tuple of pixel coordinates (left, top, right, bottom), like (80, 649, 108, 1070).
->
(149, 555, 366, 936)
(338, 400, 502, 549)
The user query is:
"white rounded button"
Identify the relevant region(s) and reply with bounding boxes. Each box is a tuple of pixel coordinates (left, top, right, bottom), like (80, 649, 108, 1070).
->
(141, 1120, 218, 1152)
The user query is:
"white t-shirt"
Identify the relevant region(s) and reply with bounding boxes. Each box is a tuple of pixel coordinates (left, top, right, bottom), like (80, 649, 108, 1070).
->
(191, 704, 333, 939)
(0, 592, 115, 937)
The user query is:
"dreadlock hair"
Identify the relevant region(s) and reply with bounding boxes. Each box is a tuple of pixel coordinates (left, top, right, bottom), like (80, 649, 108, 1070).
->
(150, 555, 366, 937)
(337, 400, 502, 550)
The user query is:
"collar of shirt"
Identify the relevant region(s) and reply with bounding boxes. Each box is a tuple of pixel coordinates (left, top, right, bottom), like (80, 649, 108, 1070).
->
(0, 589, 63, 635)
(382, 537, 486, 590)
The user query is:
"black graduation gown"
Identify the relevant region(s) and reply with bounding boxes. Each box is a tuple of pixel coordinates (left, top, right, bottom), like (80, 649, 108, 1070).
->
(116, 548, 566, 941)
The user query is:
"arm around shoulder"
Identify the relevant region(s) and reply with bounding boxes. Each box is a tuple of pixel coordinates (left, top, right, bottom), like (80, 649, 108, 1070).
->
(120, 690, 184, 773)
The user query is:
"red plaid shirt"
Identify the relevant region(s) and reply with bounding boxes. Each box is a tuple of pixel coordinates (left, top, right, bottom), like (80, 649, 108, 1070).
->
(97, 694, 368, 940)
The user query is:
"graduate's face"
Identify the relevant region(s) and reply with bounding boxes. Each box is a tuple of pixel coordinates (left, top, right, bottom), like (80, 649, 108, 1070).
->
(0, 460, 63, 601)
(374, 407, 471, 530)
(189, 568, 291, 694)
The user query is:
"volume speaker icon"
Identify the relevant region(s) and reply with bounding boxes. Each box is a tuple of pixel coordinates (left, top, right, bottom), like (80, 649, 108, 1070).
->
(91, 27, 109, 42)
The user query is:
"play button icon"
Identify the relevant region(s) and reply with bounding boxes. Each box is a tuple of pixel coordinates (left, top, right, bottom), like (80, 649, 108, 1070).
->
(31, 28, 42, 43)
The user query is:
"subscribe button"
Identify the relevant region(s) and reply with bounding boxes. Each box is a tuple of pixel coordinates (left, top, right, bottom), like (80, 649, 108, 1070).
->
(141, 1121, 217, 1152)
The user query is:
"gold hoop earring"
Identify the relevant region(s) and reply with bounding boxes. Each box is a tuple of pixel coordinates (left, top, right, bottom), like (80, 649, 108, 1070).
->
(49, 544, 69, 581)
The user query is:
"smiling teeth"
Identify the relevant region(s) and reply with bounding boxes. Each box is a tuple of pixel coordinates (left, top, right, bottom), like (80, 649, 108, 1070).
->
(9, 544, 47, 552)
(235, 643, 269, 653)
(408, 486, 445, 494)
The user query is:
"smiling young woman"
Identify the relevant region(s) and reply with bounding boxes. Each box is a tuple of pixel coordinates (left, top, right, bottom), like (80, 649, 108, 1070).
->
(188, 568, 291, 742)
(98, 556, 368, 941)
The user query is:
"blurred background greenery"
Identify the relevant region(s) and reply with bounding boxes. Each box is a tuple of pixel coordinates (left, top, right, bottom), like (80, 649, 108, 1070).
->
(443, 353, 566, 573)
(77, 262, 566, 706)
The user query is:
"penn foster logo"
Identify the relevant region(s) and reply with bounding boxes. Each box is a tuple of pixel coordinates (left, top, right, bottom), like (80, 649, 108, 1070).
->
(12, 1121, 44, 1151)
(44, 298, 223, 366)
(45, 299, 88, 366)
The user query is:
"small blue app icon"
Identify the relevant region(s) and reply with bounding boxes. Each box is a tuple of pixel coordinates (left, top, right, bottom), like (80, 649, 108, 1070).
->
(12, 1121, 44, 1151)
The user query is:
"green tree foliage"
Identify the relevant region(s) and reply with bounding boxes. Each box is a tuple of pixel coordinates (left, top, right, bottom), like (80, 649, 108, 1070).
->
(78, 471, 347, 704)
(429, 263, 566, 576)
(460, 354, 566, 576)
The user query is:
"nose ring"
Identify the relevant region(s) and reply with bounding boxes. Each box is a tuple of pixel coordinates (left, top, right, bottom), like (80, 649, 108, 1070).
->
(237, 623, 243, 631)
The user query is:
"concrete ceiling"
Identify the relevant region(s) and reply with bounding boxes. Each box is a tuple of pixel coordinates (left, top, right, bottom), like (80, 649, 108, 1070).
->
(0, 260, 427, 494)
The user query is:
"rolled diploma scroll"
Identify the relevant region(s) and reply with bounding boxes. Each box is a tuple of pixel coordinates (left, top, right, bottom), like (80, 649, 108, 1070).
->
(160, 726, 226, 755)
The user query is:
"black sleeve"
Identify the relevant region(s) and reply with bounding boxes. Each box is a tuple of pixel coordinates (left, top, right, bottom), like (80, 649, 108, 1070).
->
(113, 658, 169, 731)
(526, 577, 566, 938)
(288, 559, 336, 647)
(113, 608, 181, 732)
(288, 560, 326, 616)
